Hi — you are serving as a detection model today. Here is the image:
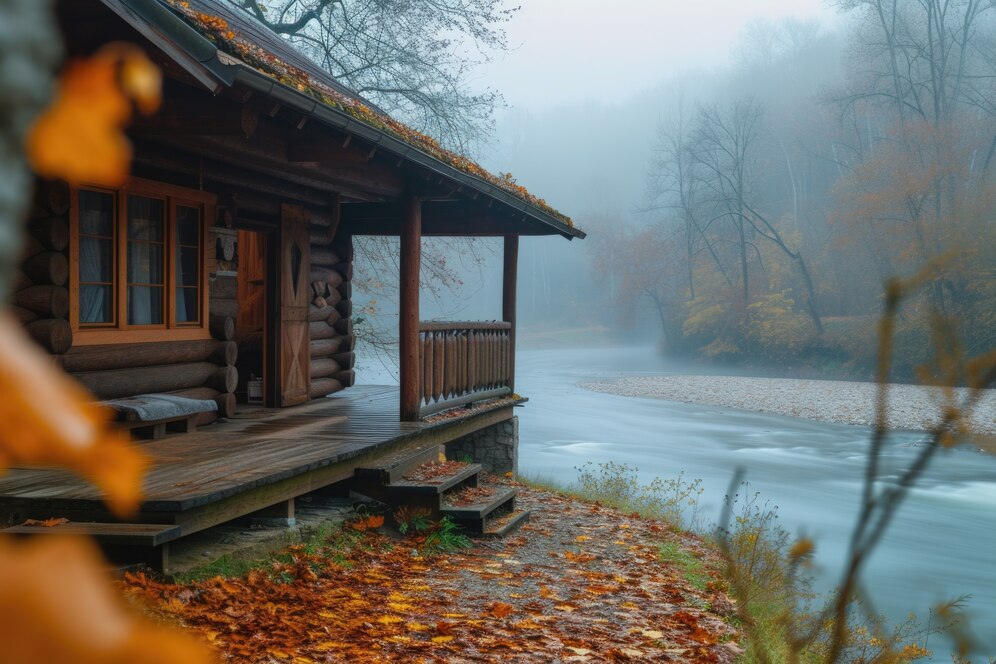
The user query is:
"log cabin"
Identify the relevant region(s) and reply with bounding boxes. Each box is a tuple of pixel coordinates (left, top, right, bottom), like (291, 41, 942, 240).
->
(0, 0, 583, 570)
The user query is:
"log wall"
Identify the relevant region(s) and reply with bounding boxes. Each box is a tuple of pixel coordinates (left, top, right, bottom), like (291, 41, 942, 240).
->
(19, 179, 239, 425)
(18, 181, 72, 355)
(308, 218, 355, 400)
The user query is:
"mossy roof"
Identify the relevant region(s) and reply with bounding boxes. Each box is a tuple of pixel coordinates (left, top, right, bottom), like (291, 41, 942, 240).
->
(143, 0, 579, 236)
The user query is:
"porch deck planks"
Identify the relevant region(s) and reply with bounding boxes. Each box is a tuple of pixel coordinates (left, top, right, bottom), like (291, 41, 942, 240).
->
(0, 386, 484, 519)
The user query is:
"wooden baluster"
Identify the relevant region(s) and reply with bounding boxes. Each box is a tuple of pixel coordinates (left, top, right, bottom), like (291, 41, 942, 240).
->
(486, 331, 494, 389)
(422, 332, 433, 406)
(433, 331, 444, 403)
(442, 332, 452, 399)
(468, 330, 478, 393)
(448, 332, 458, 398)
(500, 330, 507, 386)
(458, 331, 468, 397)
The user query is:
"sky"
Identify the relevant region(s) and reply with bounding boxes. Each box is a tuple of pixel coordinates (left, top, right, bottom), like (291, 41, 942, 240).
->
(478, 0, 841, 110)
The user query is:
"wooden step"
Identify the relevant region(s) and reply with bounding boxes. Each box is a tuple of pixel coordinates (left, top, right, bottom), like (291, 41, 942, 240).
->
(441, 484, 524, 535)
(2, 521, 181, 547)
(441, 485, 518, 521)
(354, 444, 442, 484)
(386, 461, 481, 496)
(483, 509, 531, 538)
(2, 521, 181, 572)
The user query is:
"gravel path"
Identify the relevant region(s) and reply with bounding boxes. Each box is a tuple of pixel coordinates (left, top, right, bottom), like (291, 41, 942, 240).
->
(581, 375, 996, 435)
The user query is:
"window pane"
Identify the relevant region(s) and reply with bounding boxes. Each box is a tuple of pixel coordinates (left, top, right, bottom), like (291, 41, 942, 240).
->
(79, 238, 113, 282)
(79, 285, 113, 324)
(127, 286, 163, 325)
(127, 196, 164, 241)
(127, 242, 163, 284)
(79, 191, 114, 236)
(176, 287, 199, 323)
(176, 246, 199, 286)
(176, 206, 200, 245)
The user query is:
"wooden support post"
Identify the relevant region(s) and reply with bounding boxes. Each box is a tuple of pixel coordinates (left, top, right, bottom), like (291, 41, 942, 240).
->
(503, 234, 519, 393)
(400, 196, 422, 421)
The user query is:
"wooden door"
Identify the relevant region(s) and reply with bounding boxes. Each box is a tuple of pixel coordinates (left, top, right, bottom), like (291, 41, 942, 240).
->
(277, 205, 311, 406)
(236, 230, 266, 335)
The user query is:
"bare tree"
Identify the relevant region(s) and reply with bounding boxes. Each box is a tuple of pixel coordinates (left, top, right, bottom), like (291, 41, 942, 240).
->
(229, 0, 518, 152)
(693, 99, 824, 333)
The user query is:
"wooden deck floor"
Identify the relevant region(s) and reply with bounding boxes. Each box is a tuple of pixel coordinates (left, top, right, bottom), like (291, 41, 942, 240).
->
(0, 385, 517, 533)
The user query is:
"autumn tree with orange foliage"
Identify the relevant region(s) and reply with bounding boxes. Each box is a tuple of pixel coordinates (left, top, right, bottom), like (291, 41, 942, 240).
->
(0, 2, 212, 661)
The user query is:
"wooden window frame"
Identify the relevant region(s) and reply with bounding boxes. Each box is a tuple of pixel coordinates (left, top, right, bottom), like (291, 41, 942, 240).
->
(69, 177, 215, 346)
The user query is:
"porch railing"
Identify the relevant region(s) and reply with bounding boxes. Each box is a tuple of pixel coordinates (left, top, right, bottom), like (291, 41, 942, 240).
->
(418, 321, 513, 417)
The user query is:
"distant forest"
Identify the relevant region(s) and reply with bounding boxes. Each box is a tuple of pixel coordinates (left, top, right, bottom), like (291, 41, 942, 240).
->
(580, 0, 996, 380)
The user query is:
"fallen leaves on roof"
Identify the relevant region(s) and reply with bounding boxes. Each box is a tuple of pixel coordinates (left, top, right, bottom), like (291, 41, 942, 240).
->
(166, 0, 573, 228)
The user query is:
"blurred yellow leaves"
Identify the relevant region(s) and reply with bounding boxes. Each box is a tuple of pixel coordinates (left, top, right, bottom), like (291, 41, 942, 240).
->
(0, 314, 148, 517)
(26, 43, 161, 187)
(0, 536, 213, 664)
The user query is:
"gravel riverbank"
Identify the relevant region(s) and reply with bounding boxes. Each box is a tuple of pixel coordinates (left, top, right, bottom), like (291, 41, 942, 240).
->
(580, 375, 996, 435)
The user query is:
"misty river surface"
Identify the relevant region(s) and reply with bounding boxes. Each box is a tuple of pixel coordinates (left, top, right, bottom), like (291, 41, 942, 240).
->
(513, 345, 996, 659)
(362, 344, 996, 658)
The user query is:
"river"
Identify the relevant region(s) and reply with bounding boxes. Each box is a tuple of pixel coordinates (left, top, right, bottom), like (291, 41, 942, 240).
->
(364, 344, 996, 659)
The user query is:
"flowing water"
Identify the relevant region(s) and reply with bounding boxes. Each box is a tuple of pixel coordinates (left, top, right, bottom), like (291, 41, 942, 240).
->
(363, 344, 996, 658)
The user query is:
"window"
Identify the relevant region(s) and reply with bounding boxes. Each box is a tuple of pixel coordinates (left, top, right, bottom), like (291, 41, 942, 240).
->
(71, 179, 214, 344)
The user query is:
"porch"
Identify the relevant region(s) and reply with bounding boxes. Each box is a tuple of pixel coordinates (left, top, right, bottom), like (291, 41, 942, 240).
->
(0, 385, 523, 571)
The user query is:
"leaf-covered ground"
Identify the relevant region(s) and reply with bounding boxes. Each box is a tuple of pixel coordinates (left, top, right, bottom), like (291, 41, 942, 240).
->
(123, 485, 739, 662)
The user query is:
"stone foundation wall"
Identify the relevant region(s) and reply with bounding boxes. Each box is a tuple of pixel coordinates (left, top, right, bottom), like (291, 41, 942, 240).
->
(445, 417, 518, 475)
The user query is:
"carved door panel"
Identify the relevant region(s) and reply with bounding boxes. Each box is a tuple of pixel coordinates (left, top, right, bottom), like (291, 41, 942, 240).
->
(277, 205, 311, 407)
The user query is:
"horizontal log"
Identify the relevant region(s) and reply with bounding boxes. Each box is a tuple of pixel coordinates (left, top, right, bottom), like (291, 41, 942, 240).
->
(209, 297, 239, 319)
(330, 240, 353, 263)
(214, 390, 237, 419)
(309, 336, 343, 358)
(310, 378, 343, 399)
(60, 339, 231, 373)
(211, 274, 238, 300)
(12, 268, 32, 293)
(22, 251, 69, 286)
(338, 281, 351, 300)
(340, 334, 356, 352)
(310, 358, 341, 379)
(205, 366, 238, 393)
(311, 282, 342, 308)
(36, 180, 70, 216)
(209, 340, 238, 367)
(332, 369, 355, 388)
(26, 318, 72, 355)
(309, 303, 337, 323)
(310, 268, 343, 289)
(335, 299, 351, 318)
(325, 309, 342, 326)
(13, 285, 68, 319)
(332, 262, 353, 281)
(167, 386, 224, 423)
(332, 351, 355, 368)
(73, 361, 225, 400)
(332, 317, 351, 335)
(309, 320, 337, 340)
(20, 235, 49, 263)
(310, 248, 341, 267)
(209, 315, 235, 341)
(29, 216, 70, 252)
(11, 305, 38, 325)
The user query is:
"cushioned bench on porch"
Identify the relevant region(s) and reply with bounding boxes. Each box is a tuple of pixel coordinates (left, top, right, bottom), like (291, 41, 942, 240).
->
(102, 394, 217, 440)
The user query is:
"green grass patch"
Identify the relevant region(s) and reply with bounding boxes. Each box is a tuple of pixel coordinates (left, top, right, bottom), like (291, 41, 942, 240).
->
(659, 542, 710, 591)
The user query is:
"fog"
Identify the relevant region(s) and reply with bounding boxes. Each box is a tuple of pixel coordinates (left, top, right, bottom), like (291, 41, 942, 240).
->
(345, 4, 996, 656)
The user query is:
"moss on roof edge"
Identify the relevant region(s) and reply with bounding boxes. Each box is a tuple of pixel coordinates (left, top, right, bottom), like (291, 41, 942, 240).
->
(165, 0, 574, 228)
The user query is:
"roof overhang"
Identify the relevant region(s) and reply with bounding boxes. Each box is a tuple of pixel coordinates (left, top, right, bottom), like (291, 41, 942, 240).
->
(97, 0, 584, 240)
